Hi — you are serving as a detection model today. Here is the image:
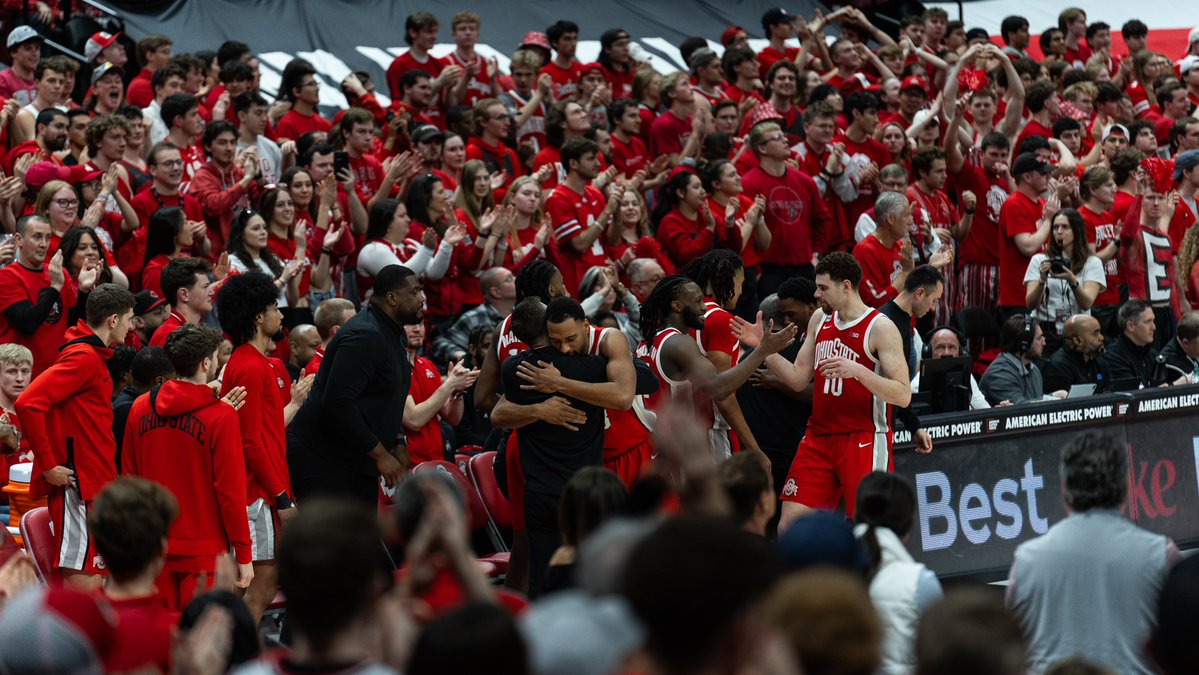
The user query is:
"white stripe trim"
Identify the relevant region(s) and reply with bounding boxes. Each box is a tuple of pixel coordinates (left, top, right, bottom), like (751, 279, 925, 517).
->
(58, 489, 88, 570)
(553, 219, 579, 235)
(871, 432, 889, 471)
(861, 312, 882, 365)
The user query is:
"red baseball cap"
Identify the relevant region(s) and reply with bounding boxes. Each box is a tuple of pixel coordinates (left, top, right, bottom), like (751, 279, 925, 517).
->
(24, 161, 102, 192)
(900, 75, 929, 96)
(720, 25, 746, 47)
(84, 31, 120, 62)
(578, 62, 605, 81)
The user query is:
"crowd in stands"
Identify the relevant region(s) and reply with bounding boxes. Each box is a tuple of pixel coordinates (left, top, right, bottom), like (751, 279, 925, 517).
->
(0, 2, 1192, 673)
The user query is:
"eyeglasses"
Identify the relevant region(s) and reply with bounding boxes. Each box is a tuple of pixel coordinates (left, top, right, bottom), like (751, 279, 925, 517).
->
(156, 159, 184, 168)
(300, 80, 319, 89)
(53, 199, 79, 209)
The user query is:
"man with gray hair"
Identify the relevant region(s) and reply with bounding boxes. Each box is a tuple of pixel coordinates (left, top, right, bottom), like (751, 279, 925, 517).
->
(1006, 431, 1181, 674)
(853, 163, 910, 242)
(1159, 310, 1199, 381)
(626, 257, 666, 303)
(853, 191, 952, 308)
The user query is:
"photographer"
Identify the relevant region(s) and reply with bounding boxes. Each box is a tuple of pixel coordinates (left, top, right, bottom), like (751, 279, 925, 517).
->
(1023, 207, 1105, 354)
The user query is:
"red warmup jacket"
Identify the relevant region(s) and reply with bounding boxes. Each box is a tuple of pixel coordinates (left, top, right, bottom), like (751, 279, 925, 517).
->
(221, 344, 291, 506)
(15, 321, 116, 499)
(122, 380, 253, 564)
(189, 162, 256, 256)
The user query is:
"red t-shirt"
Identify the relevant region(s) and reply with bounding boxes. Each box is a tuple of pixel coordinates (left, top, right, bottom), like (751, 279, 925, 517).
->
(103, 595, 176, 673)
(125, 68, 154, 108)
(955, 162, 1009, 267)
(840, 134, 892, 227)
(722, 84, 765, 107)
(648, 110, 691, 158)
(852, 234, 904, 307)
(446, 51, 495, 109)
(1079, 204, 1124, 307)
(541, 60, 584, 101)
(1063, 43, 1093, 69)
(998, 190, 1045, 307)
(275, 109, 332, 143)
(465, 137, 522, 191)
(741, 166, 831, 266)
(547, 182, 608, 294)
(906, 184, 955, 262)
(387, 50, 445, 100)
(602, 65, 635, 99)
(0, 263, 79, 377)
(1015, 119, 1053, 152)
(757, 46, 799, 80)
(348, 153, 384, 205)
(407, 355, 446, 465)
(826, 70, 876, 94)
(610, 133, 649, 178)
(708, 194, 761, 268)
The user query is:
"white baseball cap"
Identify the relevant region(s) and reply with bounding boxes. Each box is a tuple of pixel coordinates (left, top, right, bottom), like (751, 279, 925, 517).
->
(6, 26, 42, 50)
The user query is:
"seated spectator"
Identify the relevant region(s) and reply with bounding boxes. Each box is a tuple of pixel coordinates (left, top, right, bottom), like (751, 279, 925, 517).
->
(88, 477, 180, 673)
(764, 569, 881, 675)
(980, 314, 1065, 405)
(910, 327, 990, 409)
(627, 257, 667, 303)
(853, 471, 941, 674)
(1043, 315, 1109, 393)
(718, 450, 775, 537)
(1159, 311, 1199, 381)
(1100, 299, 1184, 388)
(1007, 431, 1181, 674)
(917, 590, 1027, 675)
(545, 466, 628, 593)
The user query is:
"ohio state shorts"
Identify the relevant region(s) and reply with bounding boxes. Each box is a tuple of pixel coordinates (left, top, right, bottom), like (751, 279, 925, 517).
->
(780, 430, 892, 517)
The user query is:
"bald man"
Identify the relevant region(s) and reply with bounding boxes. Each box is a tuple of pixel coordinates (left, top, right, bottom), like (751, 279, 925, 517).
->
(1043, 314, 1108, 394)
(911, 327, 991, 410)
(286, 324, 322, 380)
(431, 266, 517, 365)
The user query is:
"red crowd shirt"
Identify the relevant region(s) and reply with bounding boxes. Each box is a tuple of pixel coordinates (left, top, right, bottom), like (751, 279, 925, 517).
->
(998, 190, 1045, 307)
(348, 153, 384, 205)
(387, 50, 445, 100)
(1079, 204, 1124, 307)
(547, 182, 608, 295)
(708, 194, 761, 268)
(407, 355, 446, 465)
(275, 109, 332, 143)
(657, 208, 742, 270)
(757, 46, 799, 80)
(104, 596, 176, 674)
(740, 165, 831, 266)
(1015, 119, 1053, 153)
(150, 311, 187, 348)
(541, 60, 584, 101)
(839, 133, 892, 227)
(127, 188, 207, 275)
(610, 133, 649, 178)
(722, 84, 765, 107)
(465, 137, 522, 191)
(446, 51, 495, 109)
(0, 262, 79, 377)
(602, 65, 635, 99)
(648, 110, 691, 158)
(15, 321, 116, 500)
(906, 183, 956, 263)
(852, 234, 904, 307)
(955, 162, 1009, 267)
(221, 344, 291, 505)
(126, 68, 154, 107)
(122, 379, 253, 565)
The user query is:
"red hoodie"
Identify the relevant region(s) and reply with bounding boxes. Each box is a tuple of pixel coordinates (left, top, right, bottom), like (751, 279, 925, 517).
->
(189, 161, 257, 256)
(221, 344, 291, 506)
(15, 321, 116, 499)
(122, 379, 253, 564)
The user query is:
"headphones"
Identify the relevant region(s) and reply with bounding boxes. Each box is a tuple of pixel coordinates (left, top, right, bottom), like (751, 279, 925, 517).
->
(922, 325, 970, 360)
(1019, 313, 1037, 354)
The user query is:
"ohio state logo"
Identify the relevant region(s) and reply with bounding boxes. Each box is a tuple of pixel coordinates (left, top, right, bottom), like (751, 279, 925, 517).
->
(782, 478, 798, 497)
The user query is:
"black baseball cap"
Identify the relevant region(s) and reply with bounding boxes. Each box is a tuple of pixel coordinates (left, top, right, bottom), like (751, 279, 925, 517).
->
(1011, 152, 1054, 177)
(134, 290, 167, 316)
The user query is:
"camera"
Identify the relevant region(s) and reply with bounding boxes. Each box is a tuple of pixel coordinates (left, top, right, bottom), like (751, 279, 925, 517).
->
(1050, 256, 1068, 274)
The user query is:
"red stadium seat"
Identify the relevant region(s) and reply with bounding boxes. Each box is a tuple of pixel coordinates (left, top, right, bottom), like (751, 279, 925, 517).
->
(19, 507, 59, 586)
(0, 526, 21, 566)
(468, 451, 511, 551)
(454, 454, 471, 476)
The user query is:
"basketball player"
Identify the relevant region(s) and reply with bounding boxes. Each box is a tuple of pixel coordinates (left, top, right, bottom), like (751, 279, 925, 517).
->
(735, 252, 911, 531)
(517, 296, 658, 487)
(637, 276, 797, 456)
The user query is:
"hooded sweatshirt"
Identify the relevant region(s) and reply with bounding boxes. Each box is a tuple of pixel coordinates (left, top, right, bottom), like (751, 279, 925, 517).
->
(122, 379, 252, 564)
(16, 321, 115, 499)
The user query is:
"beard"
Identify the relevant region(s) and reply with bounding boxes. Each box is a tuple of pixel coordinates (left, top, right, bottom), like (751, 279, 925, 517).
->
(683, 308, 706, 331)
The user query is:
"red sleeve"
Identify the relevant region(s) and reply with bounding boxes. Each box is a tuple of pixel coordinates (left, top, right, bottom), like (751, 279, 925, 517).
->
(14, 349, 92, 480)
(190, 168, 250, 220)
(355, 92, 387, 123)
(126, 78, 153, 108)
(224, 359, 289, 499)
(658, 211, 715, 268)
(547, 194, 582, 244)
(0, 267, 27, 312)
(806, 176, 833, 254)
(275, 115, 298, 142)
(648, 116, 682, 158)
(211, 406, 252, 564)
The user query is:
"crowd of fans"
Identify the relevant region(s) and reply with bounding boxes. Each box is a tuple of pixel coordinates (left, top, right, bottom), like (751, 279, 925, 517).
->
(0, 2, 1192, 673)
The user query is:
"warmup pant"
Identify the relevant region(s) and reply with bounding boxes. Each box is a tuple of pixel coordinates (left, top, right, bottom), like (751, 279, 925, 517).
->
(524, 489, 561, 599)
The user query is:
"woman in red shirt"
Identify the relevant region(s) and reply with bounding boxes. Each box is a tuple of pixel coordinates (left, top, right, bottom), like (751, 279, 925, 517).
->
(605, 187, 673, 278)
(653, 170, 741, 269)
(876, 121, 913, 174)
(483, 175, 560, 274)
(405, 173, 474, 332)
(58, 226, 109, 323)
(453, 159, 497, 306)
(440, 133, 467, 191)
(140, 207, 194, 297)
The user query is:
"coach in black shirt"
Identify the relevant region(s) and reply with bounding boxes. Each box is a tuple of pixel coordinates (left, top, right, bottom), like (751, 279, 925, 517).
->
(287, 265, 420, 507)
(493, 298, 609, 597)
(878, 265, 941, 452)
(1043, 315, 1108, 393)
